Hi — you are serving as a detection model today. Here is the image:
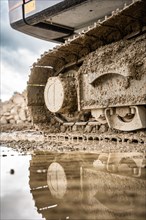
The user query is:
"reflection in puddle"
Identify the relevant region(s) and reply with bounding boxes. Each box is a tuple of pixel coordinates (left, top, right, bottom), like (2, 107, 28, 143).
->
(1, 145, 146, 219)
(30, 151, 146, 220)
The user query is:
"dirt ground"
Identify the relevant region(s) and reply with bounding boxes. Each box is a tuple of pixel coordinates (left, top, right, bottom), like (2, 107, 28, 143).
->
(1, 124, 145, 155)
(0, 124, 97, 154)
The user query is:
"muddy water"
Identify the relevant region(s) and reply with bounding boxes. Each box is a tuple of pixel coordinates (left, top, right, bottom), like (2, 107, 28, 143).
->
(1, 145, 146, 220)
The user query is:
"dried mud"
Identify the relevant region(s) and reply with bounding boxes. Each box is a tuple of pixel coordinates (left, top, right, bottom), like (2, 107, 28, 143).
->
(0, 124, 90, 154)
(1, 125, 145, 156)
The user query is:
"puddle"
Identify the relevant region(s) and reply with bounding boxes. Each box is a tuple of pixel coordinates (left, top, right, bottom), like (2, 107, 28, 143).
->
(0, 146, 42, 220)
(1, 145, 146, 220)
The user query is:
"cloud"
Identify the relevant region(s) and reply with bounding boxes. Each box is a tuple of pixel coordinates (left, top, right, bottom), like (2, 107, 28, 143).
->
(0, 0, 57, 101)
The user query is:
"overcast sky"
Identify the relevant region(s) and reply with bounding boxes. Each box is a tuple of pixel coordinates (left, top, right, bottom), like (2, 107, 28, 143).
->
(0, 0, 57, 101)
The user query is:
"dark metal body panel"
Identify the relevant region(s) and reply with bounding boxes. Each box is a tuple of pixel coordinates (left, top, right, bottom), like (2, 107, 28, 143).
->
(8, 0, 132, 43)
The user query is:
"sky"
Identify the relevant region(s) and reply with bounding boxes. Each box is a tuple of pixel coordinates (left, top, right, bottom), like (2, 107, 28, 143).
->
(0, 0, 57, 101)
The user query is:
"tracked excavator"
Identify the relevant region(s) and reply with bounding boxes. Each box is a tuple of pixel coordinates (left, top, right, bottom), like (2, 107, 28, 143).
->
(8, 0, 146, 146)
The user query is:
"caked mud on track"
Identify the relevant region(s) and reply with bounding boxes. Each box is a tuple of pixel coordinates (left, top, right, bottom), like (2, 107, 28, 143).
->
(27, 0, 146, 139)
(1, 129, 146, 154)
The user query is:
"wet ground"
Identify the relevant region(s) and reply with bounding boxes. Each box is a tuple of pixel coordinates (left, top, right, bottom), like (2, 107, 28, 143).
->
(1, 144, 146, 220)
(0, 146, 42, 220)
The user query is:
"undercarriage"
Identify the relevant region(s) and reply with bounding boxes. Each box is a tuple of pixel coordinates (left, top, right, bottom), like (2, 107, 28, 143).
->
(27, 1, 146, 147)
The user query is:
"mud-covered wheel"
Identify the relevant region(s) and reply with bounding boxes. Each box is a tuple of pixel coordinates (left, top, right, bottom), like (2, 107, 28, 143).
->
(27, 68, 80, 131)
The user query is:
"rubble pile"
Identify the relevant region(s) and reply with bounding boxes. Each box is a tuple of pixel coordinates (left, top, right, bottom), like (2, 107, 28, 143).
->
(0, 91, 31, 126)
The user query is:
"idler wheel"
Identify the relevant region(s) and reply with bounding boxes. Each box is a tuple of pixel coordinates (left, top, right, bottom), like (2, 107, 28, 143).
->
(44, 76, 77, 114)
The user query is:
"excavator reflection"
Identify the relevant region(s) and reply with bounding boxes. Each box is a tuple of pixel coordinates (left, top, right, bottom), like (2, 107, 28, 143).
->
(29, 150, 146, 220)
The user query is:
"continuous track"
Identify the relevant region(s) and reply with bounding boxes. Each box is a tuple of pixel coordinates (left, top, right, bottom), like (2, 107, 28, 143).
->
(27, 0, 146, 148)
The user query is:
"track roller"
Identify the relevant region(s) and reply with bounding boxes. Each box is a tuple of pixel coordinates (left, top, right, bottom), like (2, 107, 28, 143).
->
(105, 106, 146, 131)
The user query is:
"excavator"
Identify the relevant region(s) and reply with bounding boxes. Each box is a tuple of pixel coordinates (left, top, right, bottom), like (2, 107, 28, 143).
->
(8, 0, 146, 146)
(8, 3, 146, 217)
